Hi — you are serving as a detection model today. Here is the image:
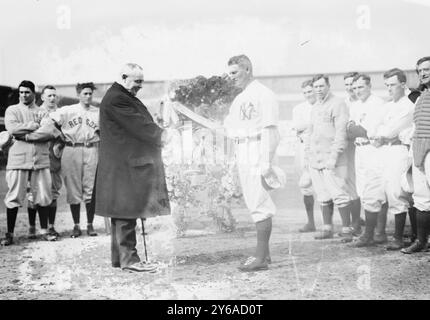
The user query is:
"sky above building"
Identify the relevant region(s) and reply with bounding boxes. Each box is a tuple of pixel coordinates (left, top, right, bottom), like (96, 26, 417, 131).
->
(0, 0, 428, 85)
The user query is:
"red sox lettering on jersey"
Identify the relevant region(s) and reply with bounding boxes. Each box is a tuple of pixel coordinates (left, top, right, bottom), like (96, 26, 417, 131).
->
(49, 103, 99, 206)
(50, 103, 99, 143)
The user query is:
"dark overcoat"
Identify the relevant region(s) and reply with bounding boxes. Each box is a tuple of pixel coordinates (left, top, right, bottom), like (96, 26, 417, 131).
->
(95, 82, 170, 219)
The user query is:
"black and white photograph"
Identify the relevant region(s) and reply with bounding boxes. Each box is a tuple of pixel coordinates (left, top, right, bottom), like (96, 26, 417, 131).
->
(0, 0, 429, 302)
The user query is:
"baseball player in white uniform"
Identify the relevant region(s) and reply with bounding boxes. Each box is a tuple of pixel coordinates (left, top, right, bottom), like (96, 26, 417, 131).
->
(350, 70, 414, 248)
(224, 54, 280, 272)
(348, 74, 389, 244)
(343, 72, 363, 236)
(292, 79, 316, 232)
(304, 74, 352, 241)
(50, 82, 100, 238)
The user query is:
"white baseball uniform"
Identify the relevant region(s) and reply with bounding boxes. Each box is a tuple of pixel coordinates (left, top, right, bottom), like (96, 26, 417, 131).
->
(224, 79, 279, 223)
(362, 95, 414, 215)
(292, 101, 313, 196)
(50, 103, 99, 204)
(349, 94, 385, 198)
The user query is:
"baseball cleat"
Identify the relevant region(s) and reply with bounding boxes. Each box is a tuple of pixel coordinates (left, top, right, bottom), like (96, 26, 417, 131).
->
(42, 233, 57, 242)
(314, 230, 333, 240)
(401, 240, 428, 254)
(351, 235, 375, 247)
(238, 256, 269, 272)
(71, 225, 82, 238)
(86, 224, 98, 236)
(299, 224, 316, 233)
(0, 233, 14, 246)
(386, 239, 404, 251)
(48, 227, 60, 237)
(374, 233, 388, 244)
(122, 262, 158, 273)
(28, 226, 37, 239)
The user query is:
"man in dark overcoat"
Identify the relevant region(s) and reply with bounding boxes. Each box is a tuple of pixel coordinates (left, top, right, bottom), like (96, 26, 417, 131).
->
(95, 63, 170, 272)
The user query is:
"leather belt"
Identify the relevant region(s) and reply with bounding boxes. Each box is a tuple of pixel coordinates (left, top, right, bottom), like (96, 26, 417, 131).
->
(234, 134, 261, 144)
(65, 141, 99, 148)
(382, 140, 402, 146)
(354, 140, 370, 147)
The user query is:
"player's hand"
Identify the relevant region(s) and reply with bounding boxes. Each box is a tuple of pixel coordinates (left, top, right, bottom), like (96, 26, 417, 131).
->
(53, 141, 65, 158)
(372, 137, 384, 148)
(27, 121, 40, 131)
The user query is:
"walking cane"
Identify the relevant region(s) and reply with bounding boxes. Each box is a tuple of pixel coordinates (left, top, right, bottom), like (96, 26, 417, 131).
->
(140, 218, 148, 262)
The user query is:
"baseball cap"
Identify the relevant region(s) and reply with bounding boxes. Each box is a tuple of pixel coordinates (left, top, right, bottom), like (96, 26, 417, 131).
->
(261, 166, 286, 191)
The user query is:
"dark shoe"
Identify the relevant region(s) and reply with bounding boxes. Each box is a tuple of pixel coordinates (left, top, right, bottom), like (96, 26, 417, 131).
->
(71, 225, 82, 238)
(340, 231, 354, 243)
(42, 233, 57, 242)
(314, 230, 333, 240)
(360, 218, 365, 226)
(0, 233, 14, 246)
(238, 256, 269, 272)
(28, 226, 37, 239)
(122, 262, 158, 273)
(86, 224, 98, 236)
(374, 233, 388, 244)
(299, 223, 316, 233)
(352, 226, 362, 237)
(401, 240, 427, 254)
(408, 235, 417, 245)
(351, 235, 375, 247)
(386, 239, 404, 251)
(48, 227, 60, 237)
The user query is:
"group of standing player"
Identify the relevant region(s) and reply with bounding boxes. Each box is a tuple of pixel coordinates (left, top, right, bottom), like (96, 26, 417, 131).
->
(293, 56, 430, 255)
(0, 81, 99, 245)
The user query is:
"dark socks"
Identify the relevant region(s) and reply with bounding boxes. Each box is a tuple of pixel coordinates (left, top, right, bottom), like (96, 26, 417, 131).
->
(322, 202, 334, 226)
(339, 203, 352, 228)
(351, 198, 361, 229)
(255, 218, 272, 261)
(70, 204, 80, 224)
(376, 203, 388, 236)
(7, 207, 18, 234)
(364, 210, 378, 238)
(85, 202, 95, 224)
(416, 210, 429, 245)
(48, 200, 57, 225)
(303, 195, 315, 226)
(28, 207, 37, 226)
(408, 207, 417, 240)
(37, 206, 49, 230)
(394, 212, 407, 241)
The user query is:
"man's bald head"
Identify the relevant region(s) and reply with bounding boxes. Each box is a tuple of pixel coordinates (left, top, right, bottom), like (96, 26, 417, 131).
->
(119, 63, 144, 96)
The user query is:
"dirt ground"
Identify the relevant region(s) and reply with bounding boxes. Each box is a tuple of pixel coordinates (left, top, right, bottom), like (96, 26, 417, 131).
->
(1, 164, 430, 300)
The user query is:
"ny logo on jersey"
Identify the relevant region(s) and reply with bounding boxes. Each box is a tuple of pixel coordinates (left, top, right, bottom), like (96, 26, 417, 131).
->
(240, 102, 258, 120)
